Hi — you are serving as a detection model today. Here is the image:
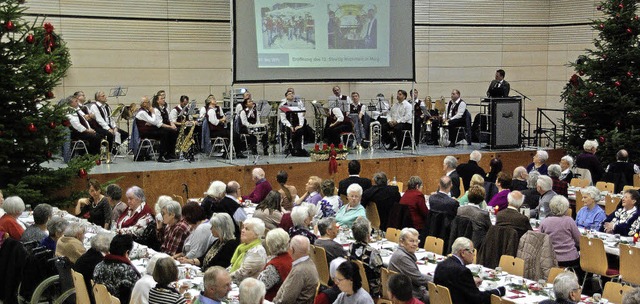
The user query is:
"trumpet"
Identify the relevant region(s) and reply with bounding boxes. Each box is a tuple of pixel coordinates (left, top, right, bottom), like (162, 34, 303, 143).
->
(99, 136, 112, 163)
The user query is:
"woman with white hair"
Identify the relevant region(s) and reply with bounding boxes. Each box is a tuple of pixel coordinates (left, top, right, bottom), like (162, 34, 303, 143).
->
(289, 203, 317, 243)
(388, 228, 429, 303)
(559, 155, 574, 182)
(349, 217, 383, 297)
(156, 200, 191, 255)
(526, 150, 549, 175)
(55, 222, 87, 263)
(576, 186, 607, 230)
(181, 213, 239, 271)
(540, 195, 581, 271)
(576, 139, 604, 183)
(116, 186, 154, 238)
(229, 218, 267, 284)
(0, 196, 26, 240)
(73, 232, 115, 303)
(239, 278, 266, 304)
(258, 228, 292, 301)
(335, 184, 366, 228)
(201, 180, 226, 219)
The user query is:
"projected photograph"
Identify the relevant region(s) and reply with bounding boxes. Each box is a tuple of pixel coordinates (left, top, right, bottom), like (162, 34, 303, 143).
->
(328, 4, 377, 49)
(259, 3, 316, 49)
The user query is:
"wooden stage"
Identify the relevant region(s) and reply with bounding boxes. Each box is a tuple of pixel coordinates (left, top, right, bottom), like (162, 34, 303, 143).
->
(72, 144, 565, 210)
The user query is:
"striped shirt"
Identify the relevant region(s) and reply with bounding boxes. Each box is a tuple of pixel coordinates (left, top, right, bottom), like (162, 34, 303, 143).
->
(149, 287, 186, 304)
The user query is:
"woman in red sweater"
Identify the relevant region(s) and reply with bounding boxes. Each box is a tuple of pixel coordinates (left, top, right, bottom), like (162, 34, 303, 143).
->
(257, 228, 292, 301)
(399, 176, 429, 231)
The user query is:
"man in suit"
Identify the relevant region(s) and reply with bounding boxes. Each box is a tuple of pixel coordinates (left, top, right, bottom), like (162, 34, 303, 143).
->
(511, 166, 529, 191)
(443, 155, 461, 198)
(496, 191, 532, 239)
(338, 160, 372, 196)
(605, 149, 639, 192)
(428, 176, 459, 217)
(456, 150, 487, 190)
(434, 237, 505, 304)
(361, 172, 400, 230)
(364, 8, 377, 48)
(486, 69, 510, 98)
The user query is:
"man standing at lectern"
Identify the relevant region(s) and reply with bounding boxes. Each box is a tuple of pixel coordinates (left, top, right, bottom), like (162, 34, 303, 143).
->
(486, 69, 510, 98)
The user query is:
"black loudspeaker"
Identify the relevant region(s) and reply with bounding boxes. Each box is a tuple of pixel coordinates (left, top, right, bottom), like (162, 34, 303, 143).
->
(489, 97, 521, 148)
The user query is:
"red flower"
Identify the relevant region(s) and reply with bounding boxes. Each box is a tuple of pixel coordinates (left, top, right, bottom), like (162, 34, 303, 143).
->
(44, 22, 54, 33)
(322, 143, 328, 150)
(338, 143, 344, 150)
(314, 144, 319, 151)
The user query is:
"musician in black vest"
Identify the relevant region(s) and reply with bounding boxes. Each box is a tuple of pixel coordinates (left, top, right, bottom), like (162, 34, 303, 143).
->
(135, 96, 177, 162)
(152, 90, 178, 159)
(279, 90, 308, 156)
(74, 91, 97, 127)
(349, 92, 367, 148)
(444, 89, 466, 147)
(205, 96, 246, 159)
(410, 89, 426, 145)
(239, 97, 269, 155)
(169, 95, 190, 125)
(89, 91, 129, 151)
(486, 69, 510, 98)
(67, 95, 101, 154)
(323, 101, 353, 147)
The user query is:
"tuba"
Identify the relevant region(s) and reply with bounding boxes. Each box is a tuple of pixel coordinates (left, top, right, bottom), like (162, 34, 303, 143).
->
(99, 136, 112, 163)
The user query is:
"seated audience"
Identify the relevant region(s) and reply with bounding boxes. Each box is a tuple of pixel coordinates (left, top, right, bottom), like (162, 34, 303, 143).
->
(253, 190, 283, 231)
(530, 175, 556, 219)
(623, 287, 640, 304)
(486, 157, 503, 184)
(116, 186, 154, 239)
(522, 171, 542, 209)
(289, 203, 317, 243)
(336, 184, 367, 228)
(349, 217, 383, 296)
(93, 234, 141, 304)
(605, 149, 640, 192)
(316, 179, 343, 220)
(361, 172, 400, 231)
(131, 253, 170, 304)
(400, 176, 429, 231)
(388, 228, 429, 303)
(242, 168, 273, 205)
(511, 166, 529, 191)
(314, 257, 347, 304)
(74, 179, 112, 229)
(434, 237, 505, 304)
(443, 155, 462, 198)
(338, 160, 373, 196)
(239, 278, 266, 304)
(539, 271, 582, 304)
(156, 200, 191, 255)
(258, 228, 292, 301)
(230, 218, 267, 284)
(105, 184, 127, 228)
(602, 189, 640, 235)
(428, 176, 459, 217)
(315, 217, 345, 263)
(559, 155, 574, 182)
(148, 257, 188, 304)
(174, 202, 212, 261)
(576, 186, 607, 230)
(273, 235, 319, 304)
(332, 260, 375, 304)
(548, 164, 569, 197)
(276, 170, 298, 211)
(487, 172, 511, 212)
(190, 213, 239, 270)
(0, 196, 25, 240)
(457, 186, 491, 247)
(458, 174, 488, 209)
(457, 150, 486, 191)
(41, 217, 68, 251)
(295, 176, 323, 206)
(191, 266, 233, 304)
(55, 222, 87, 263)
(540, 196, 581, 271)
(527, 150, 549, 175)
(21, 203, 52, 243)
(387, 273, 425, 304)
(495, 191, 533, 239)
(74, 232, 113, 304)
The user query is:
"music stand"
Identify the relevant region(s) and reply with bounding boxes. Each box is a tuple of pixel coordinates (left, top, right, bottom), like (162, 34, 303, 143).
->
(109, 86, 128, 100)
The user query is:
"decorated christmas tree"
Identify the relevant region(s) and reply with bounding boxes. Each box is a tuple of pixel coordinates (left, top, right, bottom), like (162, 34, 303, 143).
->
(561, 0, 640, 163)
(1, 0, 95, 206)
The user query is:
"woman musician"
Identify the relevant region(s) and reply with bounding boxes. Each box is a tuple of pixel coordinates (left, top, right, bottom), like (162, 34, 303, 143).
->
(134, 95, 178, 162)
(204, 95, 246, 158)
(239, 97, 269, 155)
(323, 101, 353, 146)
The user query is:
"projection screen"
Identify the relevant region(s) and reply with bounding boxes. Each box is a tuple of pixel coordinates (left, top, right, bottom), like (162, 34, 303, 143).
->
(233, 0, 415, 83)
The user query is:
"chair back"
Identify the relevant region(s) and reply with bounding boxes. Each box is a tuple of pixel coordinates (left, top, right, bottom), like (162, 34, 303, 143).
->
(490, 294, 516, 304)
(310, 245, 330, 286)
(572, 168, 593, 186)
(498, 255, 525, 277)
(579, 236, 610, 276)
(380, 267, 399, 300)
(423, 236, 444, 255)
(477, 226, 519, 269)
(93, 283, 118, 304)
(385, 228, 399, 243)
(595, 181, 608, 192)
(575, 190, 583, 207)
(635, 174, 640, 187)
(570, 178, 590, 188)
(623, 185, 640, 192)
(603, 281, 627, 304)
(71, 269, 92, 304)
(546, 267, 566, 284)
(619, 244, 640, 285)
(352, 260, 370, 293)
(458, 177, 465, 199)
(605, 194, 622, 216)
(427, 282, 453, 304)
(389, 181, 404, 192)
(365, 202, 381, 230)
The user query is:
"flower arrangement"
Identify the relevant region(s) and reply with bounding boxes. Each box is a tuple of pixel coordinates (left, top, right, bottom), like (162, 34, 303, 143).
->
(309, 143, 349, 162)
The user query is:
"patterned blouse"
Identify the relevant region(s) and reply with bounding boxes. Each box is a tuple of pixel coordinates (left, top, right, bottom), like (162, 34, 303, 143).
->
(289, 225, 317, 244)
(157, 219, 191, 255)
(349, 241, 383, 296)
(316, 195, 343, 220)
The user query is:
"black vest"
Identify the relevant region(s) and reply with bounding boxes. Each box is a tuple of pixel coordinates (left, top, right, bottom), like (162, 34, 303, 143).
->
(174, 105, 185, 123)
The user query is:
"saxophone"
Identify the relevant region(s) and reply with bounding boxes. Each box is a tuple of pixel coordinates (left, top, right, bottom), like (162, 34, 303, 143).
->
(175, 120, 196, 155)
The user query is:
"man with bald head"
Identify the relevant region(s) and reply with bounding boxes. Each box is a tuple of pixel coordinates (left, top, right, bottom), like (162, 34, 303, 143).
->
(242, 168, 272, 205)
(428, 176, 459, 217)
(511, 166, 528, 191)
(273, 235, 319, 304)
(605, 149, 640, 193)
(495, 191, 532, 239)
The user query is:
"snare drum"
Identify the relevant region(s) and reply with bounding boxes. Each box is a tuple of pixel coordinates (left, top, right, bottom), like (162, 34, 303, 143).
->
(248, 125, 267, 135)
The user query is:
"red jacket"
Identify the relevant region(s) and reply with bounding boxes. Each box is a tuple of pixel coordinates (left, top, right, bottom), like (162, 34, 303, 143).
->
(399, 189, 429, 230)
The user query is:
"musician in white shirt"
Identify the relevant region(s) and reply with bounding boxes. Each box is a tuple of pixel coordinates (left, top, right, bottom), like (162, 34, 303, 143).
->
(134, 96, 178, 162)
(169, 95, 190, 125)
(387, 90, 413, 150)
(279, 90, 307, 156)
(89, 91, 129, 150)
(348, 92, 367, 148)
(66, 95, 101, 154)
(444, 89, 467, 147)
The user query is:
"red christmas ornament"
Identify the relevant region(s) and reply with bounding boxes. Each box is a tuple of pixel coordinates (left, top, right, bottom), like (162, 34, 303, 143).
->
(599, 136, 605, 143)
(62, 120, 70, 127)
(95, 159, 102, 165)
(579, 70, 585, 76)
(615, 81, 621, 87)
(599, 23, 605, 29)
(619, 3, 624, 9)
(27, 123, 37, 133)
(46, 151, 53, 159)
(314, 144, 319, 152)
(44, 63, 53, 74)
(627, 28, 633, 34)
(4, 20, 15, 31)
(26, 34, 34, 44)
(78, 168, 88, 178)
(597, 5, 602, 10)
(588, 91, 595, 97)
(45, 91, 55, 99)
(44, 22, 54, 33)
(635, 15, 639, 21)
(627, 71, 634, 77)
(582, 112, 587, 118)
(48, 121, 56, 129)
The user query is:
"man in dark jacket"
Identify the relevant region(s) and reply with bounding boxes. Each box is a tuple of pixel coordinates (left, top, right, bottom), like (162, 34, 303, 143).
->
(361, 172, 400, 231)
(443, 155, 461, 198)
(457, 150, 486, 190)
(428, 176, 459, 217)
(338, 160, 372, 196)
(495, 191, 532, 239)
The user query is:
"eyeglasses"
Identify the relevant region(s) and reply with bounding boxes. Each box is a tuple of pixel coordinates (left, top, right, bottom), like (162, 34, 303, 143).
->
(464, 248, 476, 254)
(334, 277, 348, 284)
